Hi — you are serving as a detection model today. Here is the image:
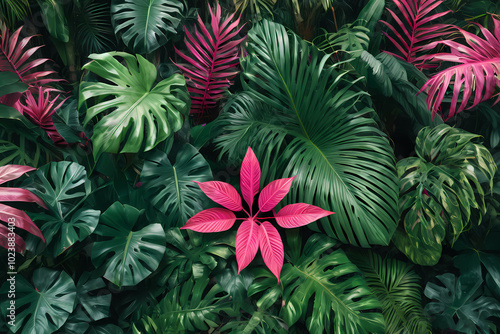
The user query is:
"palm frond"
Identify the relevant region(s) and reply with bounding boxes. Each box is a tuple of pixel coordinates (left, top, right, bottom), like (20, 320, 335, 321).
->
(76, 0, 116, 57)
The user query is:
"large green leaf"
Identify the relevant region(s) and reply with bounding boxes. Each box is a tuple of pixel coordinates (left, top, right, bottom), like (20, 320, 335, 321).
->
(75, 271, 111, 321)
(0, 268, 76, 334)
(37, 0, 69, 42)
(349, 250, 431, 334)
(158, 228, 233, 288)
(140, 144, 212, 228)
(91, 202, 166, 287)
(215, 20, 399, 247)
(280, 234, 384, 334)
(394, 124, 497, 265)
(79, 52, 190, 160)
(425, 273, 500, 333)
(132, 277, 237, 333)
(111, 0, 183, 54)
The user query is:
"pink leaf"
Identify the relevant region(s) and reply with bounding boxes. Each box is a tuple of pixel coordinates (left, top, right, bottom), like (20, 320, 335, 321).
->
(258, 176, 296, 213)
(0, 188, 47, 209)
(0, 165, 36, 185)
(235, 219, 259, 273)
(0, 204, 45, 242)
(0, 224, 25, 253)
(259, 222, 284, 283)
(275, 203, 334, 228)
(240, 147, 260, 214)
(181, 207, 236, 233)
(195, 181, 243, 212)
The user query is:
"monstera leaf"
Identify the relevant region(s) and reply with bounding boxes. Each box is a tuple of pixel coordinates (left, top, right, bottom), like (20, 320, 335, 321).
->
(280, 234, 384, 334)
(140, 144, 212, 228)
(91, 202, 166, 287)
(79, 52, 190, 160)
(349, 250, 431, 334)
(394, 124, 496, 265)
(158, 228, 233, 288)
(215, 20, 399, 247)
(0, 268, 76, 334)
(23, 161, 98, 256)
(425, 273, 500, 333)
(133, 277, 237, 333)
(75, 271, 111, 321)
(111, 0, 183, 54)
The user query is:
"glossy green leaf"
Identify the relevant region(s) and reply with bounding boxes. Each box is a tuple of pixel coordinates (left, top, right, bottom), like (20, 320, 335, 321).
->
(80, 52, 190, 160)
(215, 20, 399, 247)
(425, 273, 500, 333)
(133, 277, 237, 333)
(0, 71, 27, 96)
(37, 0, 69, 42)
(0, 268, 76, 334)
(395, 124, 497, 265)
(280, 234, 384, 334)
(91, 202, 166, 287)
(141, 144, 212, 228)
(349, 250, 431, 334)
(111, 0, 183, 54)
(75, 272, 111, 321)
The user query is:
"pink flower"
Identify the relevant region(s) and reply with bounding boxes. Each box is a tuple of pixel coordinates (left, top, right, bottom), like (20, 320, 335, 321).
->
(181, 147, 334, 282)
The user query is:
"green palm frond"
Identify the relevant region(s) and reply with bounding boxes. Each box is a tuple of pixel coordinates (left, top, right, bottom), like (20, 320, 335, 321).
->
(349, 250, 432, 334)
(0, 0, 30, 27)
(215, 20, 399, 247)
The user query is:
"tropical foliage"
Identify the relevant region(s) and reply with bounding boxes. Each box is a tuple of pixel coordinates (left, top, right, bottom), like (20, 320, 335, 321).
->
(1, 0, 500, 333)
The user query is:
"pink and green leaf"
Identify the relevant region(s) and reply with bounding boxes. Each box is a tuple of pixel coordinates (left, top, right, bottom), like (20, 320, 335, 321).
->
(258, 221, 284, 282)
(275, 203, 334, 229)
(240, 147, 260, 213)
(181, 207, 236, 233)
(258, 176, 296, 213)
(0, 165, 36, 185)
(235, 219, 259, 273)
(195, 181, 243, 212)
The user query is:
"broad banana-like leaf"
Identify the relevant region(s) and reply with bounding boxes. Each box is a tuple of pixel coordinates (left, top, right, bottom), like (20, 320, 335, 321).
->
(111, 0, 183, 54)
(79, 52, 190, 160)
(215, 20, 399, 247)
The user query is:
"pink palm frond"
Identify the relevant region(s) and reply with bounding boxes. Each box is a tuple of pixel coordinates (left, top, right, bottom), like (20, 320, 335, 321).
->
(19, 87, 68, 145)
(174, 2, 245, 116)
(419, 18, 500, 120)
(380, 0, 453, 69)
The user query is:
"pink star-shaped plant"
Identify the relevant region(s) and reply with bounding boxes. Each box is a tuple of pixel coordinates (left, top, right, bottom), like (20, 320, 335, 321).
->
(181, 147, 334, 282)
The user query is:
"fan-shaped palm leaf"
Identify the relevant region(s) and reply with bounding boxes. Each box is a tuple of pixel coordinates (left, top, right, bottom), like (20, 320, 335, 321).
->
(111, 0, 183, 54)
(175, 2, 245, 115)
(349, 250, 431, 334)
(215, 20, 399, 247)
(380, 0, 452, 69)
(419, 17, 500, 120)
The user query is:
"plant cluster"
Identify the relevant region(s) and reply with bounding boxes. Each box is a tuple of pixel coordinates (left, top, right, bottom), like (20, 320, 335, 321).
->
(1, 0, 500, 333)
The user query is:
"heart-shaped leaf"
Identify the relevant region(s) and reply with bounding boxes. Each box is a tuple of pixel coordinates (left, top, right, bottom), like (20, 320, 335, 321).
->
(258, 177, 295, 213)
(235, 219, 259, 273)
(275, 203, 334, 228)
(259, 221, 284, 282)
(92, 202, 166, 287)
(240, 147, 261, 213)
(181, 207, 236, 233)
(195, 181, 243, 212)
(0, 268, 76, 333)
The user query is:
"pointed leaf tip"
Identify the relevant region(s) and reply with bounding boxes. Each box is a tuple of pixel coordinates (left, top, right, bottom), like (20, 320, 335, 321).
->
(235, 219, 259, 273)
(259, 222, 284, 283)
(194, 181, 243, 212)
(181, 208, 236, 233)
(240, 147, 261, 213)
(275, 203, 334, 228)
(258, 176, 296, 213)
